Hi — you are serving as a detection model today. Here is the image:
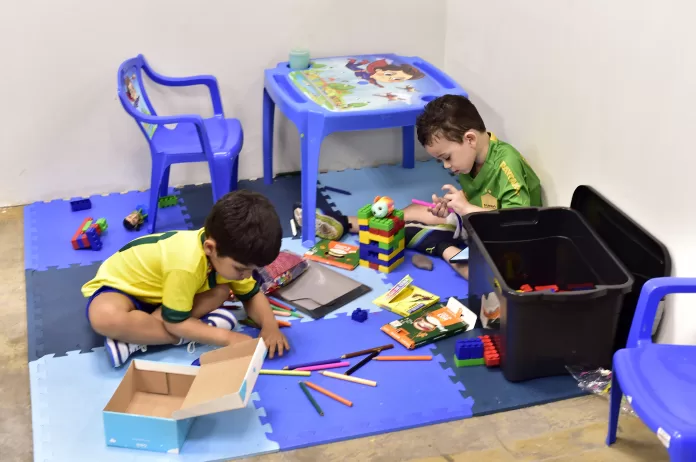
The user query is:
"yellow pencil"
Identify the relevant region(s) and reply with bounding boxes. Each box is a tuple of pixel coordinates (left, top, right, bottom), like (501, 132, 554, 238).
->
(273, 310, 291, 317)
(260, 369, 311, 376)
(320, 371, 377, 387)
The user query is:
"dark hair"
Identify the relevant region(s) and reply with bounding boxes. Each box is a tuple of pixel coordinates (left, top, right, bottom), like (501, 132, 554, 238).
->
(204, 190, 282, 267)
(416, 94, 486, 146)
(380, 63, 425, 80)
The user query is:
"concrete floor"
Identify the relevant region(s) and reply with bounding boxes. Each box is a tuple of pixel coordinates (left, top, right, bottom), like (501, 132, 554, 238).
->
(0, 206, 669, 462)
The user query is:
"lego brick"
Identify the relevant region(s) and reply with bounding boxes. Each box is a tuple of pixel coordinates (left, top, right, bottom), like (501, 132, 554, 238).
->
(158, 194, 178, 208)
(481, 335, 501, 368)
(361, 257, 404, 273)
(368, 214, 404, 232)
(368, 221, 405, 238)
(455, 338, 484, 360)
(453, 356, 485, 367)
(70, 198, 92, 212)
(359, 239, 405, 256)
(359, 249, 404, 268)
(359, 225, 369, 231)
(85, 228, 102, 251)
(95, 217, 108, 233)
(351, 308, 368, 322)
(359, 242, 404, 262)
(81, 219, 94, 232)
(357, 204, 373, 219)
(357, 218, 369, 226)
(360, 229, 405, 245)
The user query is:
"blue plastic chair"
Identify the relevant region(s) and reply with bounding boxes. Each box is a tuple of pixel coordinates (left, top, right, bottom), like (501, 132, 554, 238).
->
(607, 277, 696, 460)
(117, 55, 243, 233)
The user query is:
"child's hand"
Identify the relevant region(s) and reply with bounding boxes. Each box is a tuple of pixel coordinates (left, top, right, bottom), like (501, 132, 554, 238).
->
(429, 194, 450, 218)
(441, 184, 471, 215)
(260, 325, 290, 359)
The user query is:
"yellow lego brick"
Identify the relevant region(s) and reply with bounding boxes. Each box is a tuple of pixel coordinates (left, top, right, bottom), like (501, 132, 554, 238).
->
(359, 232, 370, 244)
(377, 240, 405, 261)
(377, 257, 404, 273)
(359, 259, 371, 268)
(358, 218, 369, 226)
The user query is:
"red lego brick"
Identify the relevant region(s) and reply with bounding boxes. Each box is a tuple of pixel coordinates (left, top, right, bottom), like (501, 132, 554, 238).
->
(520, 284, 533, 292)
(535, 285, 559, 292)
(479, 335, 501, 368)
(72, 217, 93, 250)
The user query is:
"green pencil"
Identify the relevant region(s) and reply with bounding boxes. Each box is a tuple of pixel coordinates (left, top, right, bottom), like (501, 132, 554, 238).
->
(260, 369, 311, 376)
(299, 381, 324, 416)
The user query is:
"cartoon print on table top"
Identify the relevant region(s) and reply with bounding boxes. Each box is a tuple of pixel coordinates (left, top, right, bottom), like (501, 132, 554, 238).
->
(288, 55, 439, 112)
(122, 69, 157, 138)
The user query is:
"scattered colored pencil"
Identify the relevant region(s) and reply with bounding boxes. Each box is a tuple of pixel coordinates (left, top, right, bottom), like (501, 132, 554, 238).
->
(296, 361, 350, 372)
(374, 355, 432, 361)
(345, 351, 379, 376)
(304, 381, 353, 407)
(321, 371, 377, 387)
(284, 358, 343, 370)
(323, 185, 352, 196)
(288, 311, 303, 318)
(411, 198, 454, 213)
(240, 318, 260, 328)
(341, 344, 394, 359)
(277, 319, 292, 328)
(260, 369, 311, 376)
(269, 297, 295, 312)
(299, 382, 324, 416)
(273, 310, 291, 317)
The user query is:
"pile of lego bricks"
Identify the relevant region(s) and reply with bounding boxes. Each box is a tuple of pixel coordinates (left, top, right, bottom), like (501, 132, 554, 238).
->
(356, 204, 406, 273)
(454, 335, 501, 368)
(70, 217, 108, 251)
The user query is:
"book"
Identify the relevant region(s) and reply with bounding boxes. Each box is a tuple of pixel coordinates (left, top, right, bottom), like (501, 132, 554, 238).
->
(304, 240, 359, 270)
(380, 299, 472, 350)
(372, 275, 439, 316)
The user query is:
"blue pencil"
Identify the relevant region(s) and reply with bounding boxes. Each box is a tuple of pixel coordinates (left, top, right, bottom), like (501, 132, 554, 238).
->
(323, 185, 352, 196)
(268, 297, 296, 312)
(283, 358, 343, 370)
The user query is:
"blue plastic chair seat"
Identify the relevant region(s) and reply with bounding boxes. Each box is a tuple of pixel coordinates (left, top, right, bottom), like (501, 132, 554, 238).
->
(154, 117, 243, 156)
(614, 345, 696, 429)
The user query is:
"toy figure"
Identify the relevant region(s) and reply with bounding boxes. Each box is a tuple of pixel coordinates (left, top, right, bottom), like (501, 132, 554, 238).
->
(123, 206, 148, 231)
(345, 58, 425, 88)
(371, 196, 395, 218)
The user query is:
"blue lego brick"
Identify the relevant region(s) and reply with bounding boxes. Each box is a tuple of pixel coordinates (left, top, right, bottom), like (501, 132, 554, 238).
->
(70, 198, 92, 212)
(351, 308, 368, 323)
(359, 225, 369, 231)
(85, 228, 102, 251)
(455, 338, 483, 360)
(359, 249, 404, 267)
(359, 240, 398, 256)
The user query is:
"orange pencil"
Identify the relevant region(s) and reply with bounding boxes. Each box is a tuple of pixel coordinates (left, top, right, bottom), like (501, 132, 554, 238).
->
(374, 355, 432, 361)
(304, 381, 353, 407)
(273, 310, 291, 317)
(277, 319, 292, 328)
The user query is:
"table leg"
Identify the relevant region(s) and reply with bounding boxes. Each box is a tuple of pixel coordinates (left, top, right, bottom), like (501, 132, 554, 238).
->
(263, 88, 275, 185)
(402, 125, 415, 169)
(300, 117, 325, 248)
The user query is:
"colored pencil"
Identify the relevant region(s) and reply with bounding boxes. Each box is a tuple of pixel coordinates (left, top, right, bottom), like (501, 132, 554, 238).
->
(304, 381, 353, 407)
(288, 311, 303, 318)
(321, 371, 377, 387)
(283, 358, 343, 370)
(299, 382, 324, 416)
(411, 198, 454, 213)
(277, 319, 291, 328)
(260, 369, 311, 376)
(323, 185, 352, 196)
(374, 355, 432, 361)
(273, 310, 291, 317)
(341, 344, 394, 359)
(345, 351, 379, 376)
(240, 318, 260, 328)
(296, 361, 350, 372)
(269, 297, 295, 312)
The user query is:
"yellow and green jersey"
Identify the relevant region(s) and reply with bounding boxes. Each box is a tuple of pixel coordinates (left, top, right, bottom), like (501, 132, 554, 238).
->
(82, 228, 259, 323)
(458, 133, 542, 210)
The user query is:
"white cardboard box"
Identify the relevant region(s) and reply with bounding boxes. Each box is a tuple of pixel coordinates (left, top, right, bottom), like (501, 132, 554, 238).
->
(103, 338, 267, 453)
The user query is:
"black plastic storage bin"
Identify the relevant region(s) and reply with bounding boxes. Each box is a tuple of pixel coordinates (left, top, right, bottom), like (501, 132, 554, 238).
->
(463, 206, 634, 382)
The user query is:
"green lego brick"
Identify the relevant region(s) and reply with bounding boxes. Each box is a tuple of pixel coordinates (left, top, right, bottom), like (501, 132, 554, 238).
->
(158, 195, 178, 208)
(393, 209, 404, 220)
(357, 204, 373, 219)
(375, 229, 405, 250)
(454, 355, 485, 367)
(82, 220, 93, 232)
(368, 216, 397, 232)
(95, 218, 108, 232)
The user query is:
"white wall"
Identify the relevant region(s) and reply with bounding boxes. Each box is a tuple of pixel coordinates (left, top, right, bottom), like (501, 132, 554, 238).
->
(0, 0, 445, 205)
(445, 0, 696, 344)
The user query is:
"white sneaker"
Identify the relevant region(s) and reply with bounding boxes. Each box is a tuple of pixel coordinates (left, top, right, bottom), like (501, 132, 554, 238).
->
(175, 308, 239, 354)
(105, 338, 147, 368)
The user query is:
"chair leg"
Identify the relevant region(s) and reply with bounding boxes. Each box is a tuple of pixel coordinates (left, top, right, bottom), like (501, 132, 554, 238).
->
(148, 157, 166, 234)
(263, 88, 275, 185)
(231, 155, 239, 191)
(606, 372, 623, 445)
(210, 157, 233, 203)
(159, 166, 171, 197)
(402, 125, 415, 169)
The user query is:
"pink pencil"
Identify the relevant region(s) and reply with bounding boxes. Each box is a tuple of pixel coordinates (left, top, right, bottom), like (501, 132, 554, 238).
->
(296, 361, 350, 371)
(412, 199, 454, 213)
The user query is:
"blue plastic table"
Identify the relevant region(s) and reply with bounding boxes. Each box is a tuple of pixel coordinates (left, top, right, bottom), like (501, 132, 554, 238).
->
(263, 54, 468, 246)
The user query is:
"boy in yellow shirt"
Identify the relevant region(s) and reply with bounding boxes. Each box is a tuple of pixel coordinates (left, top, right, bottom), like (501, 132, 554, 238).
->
(82, 191, 288, 367)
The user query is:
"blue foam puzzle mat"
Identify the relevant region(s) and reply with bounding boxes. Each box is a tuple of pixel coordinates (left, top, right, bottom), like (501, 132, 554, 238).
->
(176, 175, 335, 238)
(24, 189, 191, 271)
(318, 160, 456, 214)
(30, 346, 278, 462)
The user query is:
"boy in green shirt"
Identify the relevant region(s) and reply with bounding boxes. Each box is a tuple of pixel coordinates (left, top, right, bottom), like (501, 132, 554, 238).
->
(293, 95, 541, 279)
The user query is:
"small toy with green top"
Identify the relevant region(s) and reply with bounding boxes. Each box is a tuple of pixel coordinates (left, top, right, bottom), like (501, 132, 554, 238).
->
(71, 217, 108, 250)
(358, 196, 405, 273)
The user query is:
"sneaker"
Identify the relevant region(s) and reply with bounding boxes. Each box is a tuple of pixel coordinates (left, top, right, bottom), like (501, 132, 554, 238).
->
(105, 338, 147, 368)
(292, 203, 346, 241)
(176, 308, 239, 354)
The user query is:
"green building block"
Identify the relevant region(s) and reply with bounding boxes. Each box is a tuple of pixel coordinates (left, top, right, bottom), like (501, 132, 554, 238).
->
(82, 220, 93, 232)
(393, 209, 404, 220)
(357, 204, 373, 219)
(454, 355, 485, 367)
(95, 218, 108, 232)
(158, 195, 178, 208)
(373, 229, 405, 250)
(369, 216, 398, 232)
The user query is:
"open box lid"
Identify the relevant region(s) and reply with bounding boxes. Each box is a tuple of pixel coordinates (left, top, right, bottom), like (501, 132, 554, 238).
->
(570, 185, 672, 350)
(170, 338, 267, 420)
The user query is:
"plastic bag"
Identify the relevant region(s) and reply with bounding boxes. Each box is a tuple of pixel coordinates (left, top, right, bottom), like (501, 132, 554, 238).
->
(253, 251, 309, 294)
(566, 366, 636, 416)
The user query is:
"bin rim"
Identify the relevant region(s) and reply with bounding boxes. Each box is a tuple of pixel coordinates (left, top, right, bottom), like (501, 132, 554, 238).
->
(462, 206, 635, 300)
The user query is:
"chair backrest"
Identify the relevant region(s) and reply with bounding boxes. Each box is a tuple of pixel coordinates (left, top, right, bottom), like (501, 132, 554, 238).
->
(117, 55, 159, 140)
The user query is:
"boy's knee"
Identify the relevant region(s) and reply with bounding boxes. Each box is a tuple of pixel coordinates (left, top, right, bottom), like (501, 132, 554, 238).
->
(88, 295, 133, 337)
